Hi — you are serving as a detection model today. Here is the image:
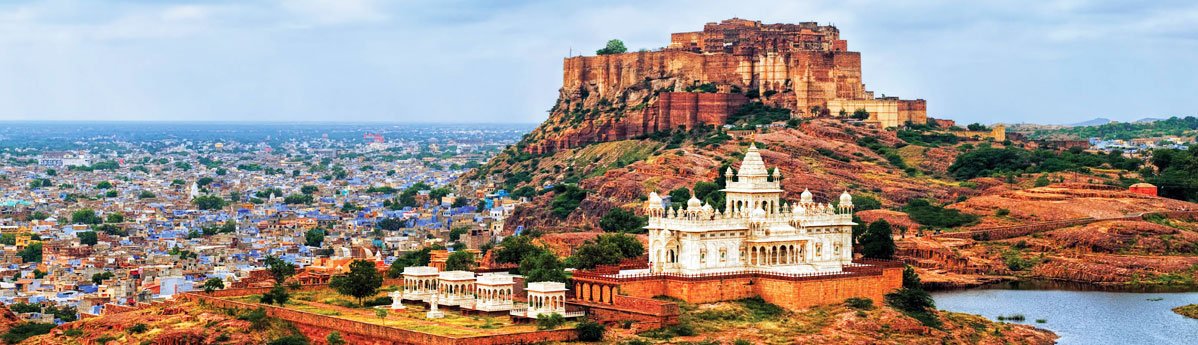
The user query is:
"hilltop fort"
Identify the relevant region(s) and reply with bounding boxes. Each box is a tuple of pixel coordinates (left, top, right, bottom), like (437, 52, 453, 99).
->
(524, 18, 926, 154)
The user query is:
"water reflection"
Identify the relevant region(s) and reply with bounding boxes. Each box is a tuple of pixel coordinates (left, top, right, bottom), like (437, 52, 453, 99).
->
(932, 282, 1198, 345)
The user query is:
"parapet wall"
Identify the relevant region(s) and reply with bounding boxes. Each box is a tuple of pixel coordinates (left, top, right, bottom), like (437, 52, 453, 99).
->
(184, 291, 579, 345)
(574, 260, 903, 310)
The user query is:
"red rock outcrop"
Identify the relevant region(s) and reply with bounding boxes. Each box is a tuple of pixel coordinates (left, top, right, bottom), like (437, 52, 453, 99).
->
(522, 18, 925, 154)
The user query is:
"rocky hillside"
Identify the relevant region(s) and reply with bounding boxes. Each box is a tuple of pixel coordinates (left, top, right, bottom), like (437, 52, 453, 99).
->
(476, 119, 974, 232)
(22, 301, 300, 345)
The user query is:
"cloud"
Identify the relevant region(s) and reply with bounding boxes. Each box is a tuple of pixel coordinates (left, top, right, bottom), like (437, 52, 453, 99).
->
(0, 0, 1194, 124)
(278, 0, 386, 26)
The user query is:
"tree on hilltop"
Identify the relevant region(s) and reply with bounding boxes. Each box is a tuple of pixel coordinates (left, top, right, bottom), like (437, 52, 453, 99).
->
(330, 260, 384, 305)
(264, 255, 296, 286)
(859, 220, 896, 259)
(596, 39, 628, 55)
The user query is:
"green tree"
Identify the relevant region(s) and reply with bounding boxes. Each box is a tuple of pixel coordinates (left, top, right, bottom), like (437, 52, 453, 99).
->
(449, 226, 469, 242)
(521, 251, 567, 283)
(494, 235, 542, 264)
(264, 255, 296, 285)
(77, 231, 98, 246)
(859, 220, 896, 259)
(283, 194, 313, 205)
(326, 331, 346, 345)
(259, 285, 290, 306)
(18, 243, 42, 263)
(304, 228, 325, 247)
(851, 109, 870, 120)
(197, 177, 214, 187)
(377, 218, 406, 230)
(595, 39, 628, 55)
(668, 187, 692, 207)
(884, 266, 939, 328)
(26, 212, 49, 221)
(70, 209, 101, 225)
(452, 197, 470, 208)
(221, 220, 237, 233)
(105, 213, 124, 223)
(549, 185, 587, 218)
(203, 277, 225, 293)
(576, 321, 606, 342)
(1034, 175, 1052, 187)
(566, 233, 643, 269)
(138, 191, 155, 199)
(193, 195, 227, 210)
(330, 260, 384, 305)
(301, 185, 319, 195)
(445, 251, 477, 271)
(95, 181, 113, 189)
(598, 208, 647, 233)
(91, 271, 114, 285)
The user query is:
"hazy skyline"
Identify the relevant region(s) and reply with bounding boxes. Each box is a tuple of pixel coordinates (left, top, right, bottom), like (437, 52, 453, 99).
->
(0, 0, 1195, 125)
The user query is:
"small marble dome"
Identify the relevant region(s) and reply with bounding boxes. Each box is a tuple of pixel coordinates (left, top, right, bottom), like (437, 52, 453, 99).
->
(750, 207, 768, 219)
(702, 203, 714, 213)
(800, 188, 814, 204)
(687, 196, 702, 209)
(646, 192, 663, 209)
(839, 191, 853, 206)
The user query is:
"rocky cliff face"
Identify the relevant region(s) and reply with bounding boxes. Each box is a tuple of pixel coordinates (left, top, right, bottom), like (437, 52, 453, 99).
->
(523, 48, 867, 154)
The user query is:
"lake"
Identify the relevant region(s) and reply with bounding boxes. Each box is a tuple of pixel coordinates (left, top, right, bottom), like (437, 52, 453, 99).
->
(932, 281, 1198, 345)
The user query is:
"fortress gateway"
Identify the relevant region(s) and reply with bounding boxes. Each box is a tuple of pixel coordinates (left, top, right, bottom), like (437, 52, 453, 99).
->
(569, 145, 903, 310)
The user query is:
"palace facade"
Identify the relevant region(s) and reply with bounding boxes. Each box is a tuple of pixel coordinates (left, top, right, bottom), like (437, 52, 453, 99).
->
(646, 144, 855, 274)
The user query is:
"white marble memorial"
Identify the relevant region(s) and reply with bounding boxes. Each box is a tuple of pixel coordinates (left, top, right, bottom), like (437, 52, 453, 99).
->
(646, 144, 856, 275)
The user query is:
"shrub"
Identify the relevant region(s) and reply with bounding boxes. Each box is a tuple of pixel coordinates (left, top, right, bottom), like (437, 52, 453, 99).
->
(326, 331, 346, 345)
(536, 313, 566, 330)
(995, 208, 1010, 216)
(1, 323, 56, 344)
(845, 297, 875, 310)
(63, 328, 84, 337)
(267, 335, 310, 345)
(364, 296, 393, 307)
(736, 297, 783, 321)
(237, 308, 270, 330)
(734, 340, 752, 345)
(128, 323, 148, 334)
(884, 266, 941, 329)
(576, 321, 606, 341)
(903, 199, 979, 228)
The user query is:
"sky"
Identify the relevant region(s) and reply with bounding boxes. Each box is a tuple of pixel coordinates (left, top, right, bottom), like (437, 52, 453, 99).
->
(0, 0, 1195, 125)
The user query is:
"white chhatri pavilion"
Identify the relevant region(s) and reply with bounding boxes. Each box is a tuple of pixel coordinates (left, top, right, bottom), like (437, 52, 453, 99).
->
(474, 274, 516, 312)
(645, 144, 856, 275)
(401, 266, 439, 302)
(513, 282, 576, 318)
(438, 270, 477, 308)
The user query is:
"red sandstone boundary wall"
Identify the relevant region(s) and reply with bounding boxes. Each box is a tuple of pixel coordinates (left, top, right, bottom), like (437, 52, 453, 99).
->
(183, 292, 578, 345)
(574, 260, 903, 310)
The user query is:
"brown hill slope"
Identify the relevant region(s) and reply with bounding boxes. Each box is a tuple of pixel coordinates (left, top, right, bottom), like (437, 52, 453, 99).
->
(479, 119, 972, 232)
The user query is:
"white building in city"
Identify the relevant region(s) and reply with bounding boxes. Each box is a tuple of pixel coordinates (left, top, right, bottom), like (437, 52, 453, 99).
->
(645, 144, 856, 275)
